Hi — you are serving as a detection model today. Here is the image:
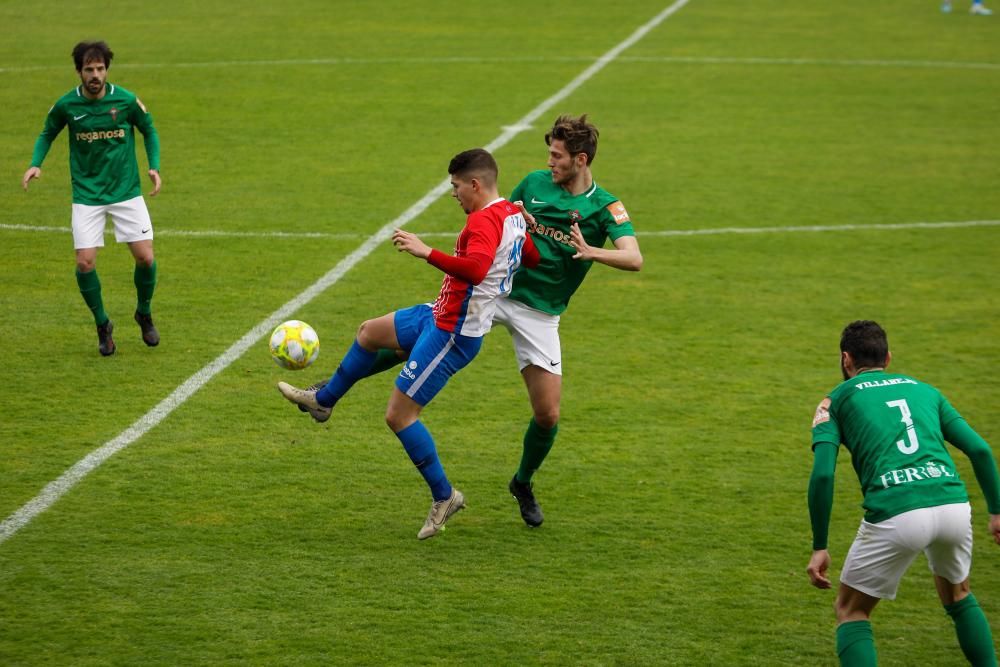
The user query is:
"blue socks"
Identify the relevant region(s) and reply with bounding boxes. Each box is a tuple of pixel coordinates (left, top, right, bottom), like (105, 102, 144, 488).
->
(395, 420, 452, 501)
(316, 340, 377, 407)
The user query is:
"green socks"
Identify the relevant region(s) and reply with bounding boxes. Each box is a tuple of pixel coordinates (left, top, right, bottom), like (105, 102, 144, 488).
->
(836, 620, 876, 667)
(515, 418, 558, 484)
(945, 594, 998, 666)
(366, 348, 405, 378)
(133, 260, 157, 315)
(76, 268, 108, 326)
(831, 596, 997, 667)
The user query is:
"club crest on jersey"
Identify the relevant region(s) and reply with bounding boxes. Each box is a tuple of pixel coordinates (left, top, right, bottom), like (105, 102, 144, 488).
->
(109, 107, 119, 122)
(569, 210, 582, 223)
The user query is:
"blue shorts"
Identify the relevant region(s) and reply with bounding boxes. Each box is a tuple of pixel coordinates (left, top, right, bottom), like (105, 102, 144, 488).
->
(393, 304, 482, 406)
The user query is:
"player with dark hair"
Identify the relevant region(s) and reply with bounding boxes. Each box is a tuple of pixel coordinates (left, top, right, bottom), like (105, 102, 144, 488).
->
(277, 148, 539, 540)
(807, 320, 1000, 666)
(23, 40, 162, 356)
(494, 114, 643, 527)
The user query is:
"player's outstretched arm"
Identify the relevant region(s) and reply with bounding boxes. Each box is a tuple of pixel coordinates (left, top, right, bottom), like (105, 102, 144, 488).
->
(568, 223, 642, 271)
(22, 167, 41, 191)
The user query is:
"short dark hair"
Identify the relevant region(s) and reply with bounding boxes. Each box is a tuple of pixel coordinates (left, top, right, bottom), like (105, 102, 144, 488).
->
(545, 114, 599, 165)
(840, 320, 889, 368)
(72, 41, 114, 71)
(448, 148, 498, 186)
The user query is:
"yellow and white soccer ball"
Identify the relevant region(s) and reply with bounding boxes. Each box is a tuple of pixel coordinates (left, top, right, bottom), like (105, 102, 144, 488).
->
(269, 320, 320, 370)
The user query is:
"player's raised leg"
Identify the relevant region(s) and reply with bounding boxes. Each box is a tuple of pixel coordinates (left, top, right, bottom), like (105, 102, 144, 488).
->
(277, 311, 399, 422)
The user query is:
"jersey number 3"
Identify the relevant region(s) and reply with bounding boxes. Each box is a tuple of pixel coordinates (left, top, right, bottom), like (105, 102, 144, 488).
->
(886, 399, 920, 454)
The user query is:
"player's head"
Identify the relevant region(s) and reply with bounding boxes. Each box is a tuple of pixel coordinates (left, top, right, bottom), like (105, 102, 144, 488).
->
(545, 114, 599, 186)
(448, 148, 499, 214)
(73, 41, 113, 98)
(72, 41, 113, 71)
(839, 320, 890, 380)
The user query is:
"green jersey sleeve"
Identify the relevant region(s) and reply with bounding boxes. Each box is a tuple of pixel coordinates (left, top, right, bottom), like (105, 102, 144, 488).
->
(808, 442, 839, 550)
(944, 417, 1000, 514)
(30, 102, 67, 168)
(129, 97, 160, 171)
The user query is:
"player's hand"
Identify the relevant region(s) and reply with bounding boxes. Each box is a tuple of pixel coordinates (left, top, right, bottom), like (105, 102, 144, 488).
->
(148, 169, 161, 197)
(22, 167, 41, 191)
(513, 200, 536, 228)
(806, 549, 832, 589)
(989, 514, 1000, 545)
(568, 222, 595, 260)
(392, 229, 431, 259)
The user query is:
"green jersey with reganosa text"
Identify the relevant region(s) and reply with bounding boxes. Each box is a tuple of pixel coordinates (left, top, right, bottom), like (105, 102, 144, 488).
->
(30, 83, 160, 206)
(509, 170, 635, 315)
(811, 369, 969, 523)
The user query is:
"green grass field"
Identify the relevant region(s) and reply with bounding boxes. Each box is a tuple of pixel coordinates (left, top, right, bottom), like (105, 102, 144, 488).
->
(1, 1, 999, 664)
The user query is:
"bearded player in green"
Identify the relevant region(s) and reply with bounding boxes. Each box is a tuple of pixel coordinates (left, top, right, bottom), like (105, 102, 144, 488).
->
(494, 114, 642, 526)
(22, 41, 161, 356)
(807, 320, 1000, 666)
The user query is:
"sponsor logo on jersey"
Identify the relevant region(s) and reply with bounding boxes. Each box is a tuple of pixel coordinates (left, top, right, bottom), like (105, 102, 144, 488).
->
(527, 219, 574, 247)
(607, 201, 630, 224)
(879, 461, 955, 489)
(75, 128, 126, 143)
(812, 398, 831, 427)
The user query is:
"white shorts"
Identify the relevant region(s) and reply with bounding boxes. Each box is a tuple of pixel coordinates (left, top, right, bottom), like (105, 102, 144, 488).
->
(493, 297, 562, 375)
(71, 196, 153, 250)
(840, 502, 973, 600)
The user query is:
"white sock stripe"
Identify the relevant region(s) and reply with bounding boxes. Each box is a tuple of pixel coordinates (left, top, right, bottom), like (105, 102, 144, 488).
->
(0, 1, 689, 546)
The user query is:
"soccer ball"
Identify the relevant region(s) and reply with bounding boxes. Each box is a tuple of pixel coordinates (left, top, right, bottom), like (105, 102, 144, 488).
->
(269, 320, 320, 370)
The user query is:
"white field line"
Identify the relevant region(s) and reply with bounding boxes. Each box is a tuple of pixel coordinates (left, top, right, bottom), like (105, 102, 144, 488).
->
(0, 0, 692, 546)
(2, 55, 998, 74)
(3, 219, 999, 241)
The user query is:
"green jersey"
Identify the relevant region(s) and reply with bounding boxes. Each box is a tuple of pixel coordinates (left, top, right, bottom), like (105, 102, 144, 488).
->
(30, 83, 160, 206)
(509, 170, 635, 315)
(812, 370, 969, 523)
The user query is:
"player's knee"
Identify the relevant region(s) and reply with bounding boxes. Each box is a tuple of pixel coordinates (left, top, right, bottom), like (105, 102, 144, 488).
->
(384, 409, 410, 434)
(534, 407, 559, 429)
(76, 257, 96, 273)
(356, 319, 376, 347)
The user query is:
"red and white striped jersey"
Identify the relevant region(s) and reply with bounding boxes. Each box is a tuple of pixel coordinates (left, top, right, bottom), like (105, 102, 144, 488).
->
(431, 198, 533, 337)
